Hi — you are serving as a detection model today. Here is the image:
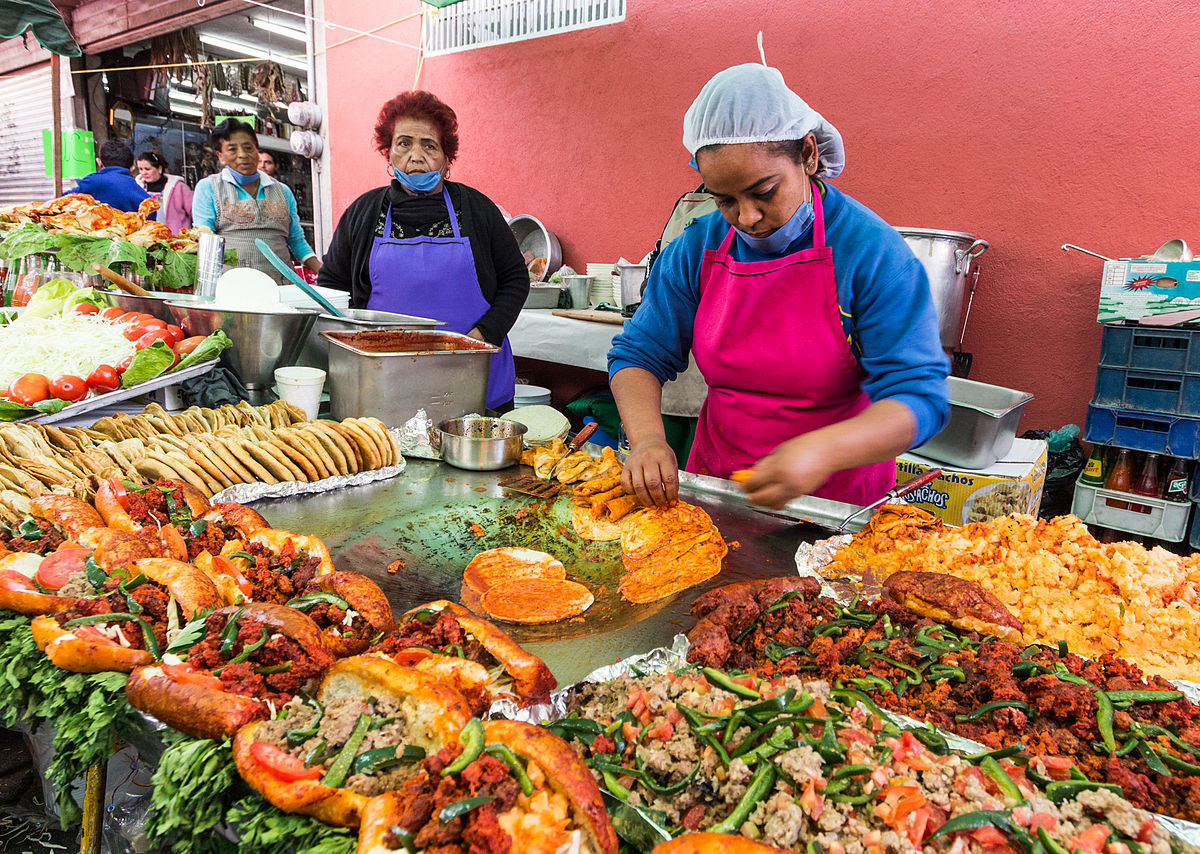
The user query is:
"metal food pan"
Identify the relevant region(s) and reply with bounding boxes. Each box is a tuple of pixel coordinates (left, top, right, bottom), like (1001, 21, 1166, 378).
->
(523, 286, 565, 309)
(297, 308, 443, 372)
(915, 376, 1034, 469)
(323, 329, 498, 426)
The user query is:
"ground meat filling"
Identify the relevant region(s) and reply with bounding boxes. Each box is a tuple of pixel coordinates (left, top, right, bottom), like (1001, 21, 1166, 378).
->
(54, 577, 173, 649)
(185, 524, 227, 561)
(304, 596, 371, 641)
(369, 611, 498, 669)
(186, 614, 333, 705)
(0, 520, 66, 555)
(241, 540, 322, 605)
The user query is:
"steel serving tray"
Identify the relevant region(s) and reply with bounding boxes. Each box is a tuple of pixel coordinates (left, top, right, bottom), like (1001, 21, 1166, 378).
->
(22, 358, 220, 424)
(916, 376, 1034, 469)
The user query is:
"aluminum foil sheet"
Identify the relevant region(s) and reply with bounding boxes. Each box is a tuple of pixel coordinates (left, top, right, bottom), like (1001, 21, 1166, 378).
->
(399, 409, 441, 460)
(210, 427, 407, 503)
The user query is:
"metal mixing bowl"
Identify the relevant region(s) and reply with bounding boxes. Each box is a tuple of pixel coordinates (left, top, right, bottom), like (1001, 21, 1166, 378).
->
(438, 417, 527, 471)
(165, 301, 318, 392)
(508, 215, 562, 282)
(97, 290, 202, 323)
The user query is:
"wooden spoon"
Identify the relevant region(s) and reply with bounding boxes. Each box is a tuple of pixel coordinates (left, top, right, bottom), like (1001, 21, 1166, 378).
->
(92, 263, 153, 297)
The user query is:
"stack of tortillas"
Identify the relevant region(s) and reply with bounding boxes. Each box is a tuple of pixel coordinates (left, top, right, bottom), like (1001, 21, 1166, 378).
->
(461, 547, 593, 624)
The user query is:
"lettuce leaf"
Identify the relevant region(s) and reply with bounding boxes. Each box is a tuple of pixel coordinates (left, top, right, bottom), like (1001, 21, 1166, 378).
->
(147, 246, 197, 292)
(171, 329, 232, 374)
(0, 611, 143, 826)
(121, 340, 176, 388)
(0, 224, 63, 260)
(64, 287, 108, 311)
(55, 234, 150, 276)
(0, 397, 66, 422)
(23, 279, 77, 318)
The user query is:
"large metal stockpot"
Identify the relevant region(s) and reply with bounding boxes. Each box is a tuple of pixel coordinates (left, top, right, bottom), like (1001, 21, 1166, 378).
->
(894, 227, 988, 349)
(323, 329, 498, 426)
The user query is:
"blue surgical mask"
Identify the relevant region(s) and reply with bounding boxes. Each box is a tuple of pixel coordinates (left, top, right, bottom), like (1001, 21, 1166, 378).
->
(393, 167, 443, 193)
(734, 200, 814, 255)
(223, 166, 260, 187)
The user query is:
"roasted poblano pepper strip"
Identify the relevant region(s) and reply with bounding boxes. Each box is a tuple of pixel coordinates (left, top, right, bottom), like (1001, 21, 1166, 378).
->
(955, 700, 1031, 723)
(929, 810, 1018, 840)
(830, 687, 891, 724)
(1134, 739, 1171, 776)
(763, 642, 810, 663)
(63, 612, 160, 657)
(320, 713, 372, 788)
(964, 743, 1024, 762)
(910, 726, 950, 754)
(286, 591, 351, 612)
(915, 624, 962, 650)
(980, 756, 1025, 804)
(304, 739, 331, 767)
(740, 689, 795, 721)
(228, 551, 256, 562)
(722, 710, 745, 745)
(286, 698, 325, 745)
(352, 744, 427, 776)
(438, 795, 495, 824)
(386, 825, 417, 854)
(709, 762, 775, 834)
(601, 770, 630, 800)
(219, 608, 244, 656)
(764, 590, 806, 613)
(188, 518, 208, 537)
(1096, 690, 1117, 754)
(1044, 780, 1123, 804)
(546, 717, 604, 742)
(858, 651, 923, 682)
(442, 718, 484, 776)
(846, 676, 893, 692)
(702, 667, 760, 700)
(255, 662, 292, 675)
(1160, 752, 1200, 776)
(483, 743, 533, 795)
(1012, 661, 1053, 679)
(1105, 690, 1184, 704)
(1037, 826, 1070, 854)
(214, 626, 269, 674)
(830, 763, 873, 780)
(84, 556, 108, 589)
(928, 663, 966, 683)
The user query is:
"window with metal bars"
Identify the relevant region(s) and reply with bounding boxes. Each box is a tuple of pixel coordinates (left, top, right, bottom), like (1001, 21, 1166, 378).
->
(421, 0, 626, 54)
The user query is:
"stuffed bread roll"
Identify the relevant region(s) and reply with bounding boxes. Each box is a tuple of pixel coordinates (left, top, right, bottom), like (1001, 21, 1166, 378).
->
(357, 719, 617, 854)
(286, 570, 395, 657)
(650, 834, 789, 853)
(93, 477, 213, 561)
(30, 557, 221, 673)
(369, 600, 555, 708)
(28, 494, 104, 541)
(231, 655, 472, 828)
(193, 527, 336, 607)
(125, 601, 334, 739)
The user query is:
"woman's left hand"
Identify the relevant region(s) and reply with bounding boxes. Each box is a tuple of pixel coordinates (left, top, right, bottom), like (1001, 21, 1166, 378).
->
(738, 434, 837, 509)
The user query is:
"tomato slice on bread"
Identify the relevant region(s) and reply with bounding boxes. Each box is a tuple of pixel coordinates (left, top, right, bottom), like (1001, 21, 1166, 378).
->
(0, 568, 37, 592)
(35, 547, 90, 590)
(161, 662, 223, 691)
(249, 741, 324, 782)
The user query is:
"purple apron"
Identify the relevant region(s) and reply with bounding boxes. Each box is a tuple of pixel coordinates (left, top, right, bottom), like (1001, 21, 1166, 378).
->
(366, 186, 515, 409)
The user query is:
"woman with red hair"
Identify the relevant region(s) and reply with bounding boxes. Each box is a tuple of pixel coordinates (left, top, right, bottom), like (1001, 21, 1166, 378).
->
(318, 91, 529, 411)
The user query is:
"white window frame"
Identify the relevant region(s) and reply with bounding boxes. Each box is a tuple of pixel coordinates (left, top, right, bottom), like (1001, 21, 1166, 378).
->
(422, 0, 626, 55)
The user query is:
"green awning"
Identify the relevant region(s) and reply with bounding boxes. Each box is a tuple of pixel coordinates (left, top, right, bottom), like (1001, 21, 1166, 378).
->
(421, 0, 467, 7)
(1, 0, 81, 57)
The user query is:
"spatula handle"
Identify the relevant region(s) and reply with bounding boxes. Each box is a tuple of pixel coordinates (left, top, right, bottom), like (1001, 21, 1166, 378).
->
(568, 421, 599, 451)
(891, 467, 943, 500)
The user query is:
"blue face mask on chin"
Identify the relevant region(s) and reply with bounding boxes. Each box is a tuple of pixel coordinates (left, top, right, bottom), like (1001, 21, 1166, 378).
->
(734, 199, 814, 255)
(393, 167, 443, 194)
(223, 165, 260, 187)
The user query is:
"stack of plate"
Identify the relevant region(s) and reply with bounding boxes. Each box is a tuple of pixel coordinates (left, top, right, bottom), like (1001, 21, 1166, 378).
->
(586, 263, 617, 306)
(280, 284, 352, 312)
(513, 384, 552, 407)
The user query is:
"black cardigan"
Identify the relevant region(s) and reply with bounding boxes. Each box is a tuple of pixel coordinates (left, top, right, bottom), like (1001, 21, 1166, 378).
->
(317, 180, 530, 345)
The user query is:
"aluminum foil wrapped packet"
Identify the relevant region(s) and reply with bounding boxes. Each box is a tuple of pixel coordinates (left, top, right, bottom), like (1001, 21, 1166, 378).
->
(211, 427, 407, 503)
(398, 409, 442, 460)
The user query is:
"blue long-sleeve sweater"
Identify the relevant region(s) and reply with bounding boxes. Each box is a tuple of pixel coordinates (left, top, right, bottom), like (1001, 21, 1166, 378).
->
(608, 181, 950, 447)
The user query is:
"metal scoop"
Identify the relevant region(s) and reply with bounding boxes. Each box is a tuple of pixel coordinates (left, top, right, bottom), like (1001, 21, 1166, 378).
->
(255, 239, 346, 317)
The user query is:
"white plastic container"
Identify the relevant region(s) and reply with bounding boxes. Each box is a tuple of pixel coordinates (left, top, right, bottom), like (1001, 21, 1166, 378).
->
(1071, 476, 1191, 542)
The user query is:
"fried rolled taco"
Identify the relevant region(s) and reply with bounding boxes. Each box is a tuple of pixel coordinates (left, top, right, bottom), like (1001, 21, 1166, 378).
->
(357, 719, 617, 854)
(125, 601, 335, 739)
(0, 528, 158, 615)
(232, 655, 472, 828)
(286, 570, 395, 657)
(30, 557, 222, 673)
(93, 477, 213, 560)
(369, 600, 555, 710)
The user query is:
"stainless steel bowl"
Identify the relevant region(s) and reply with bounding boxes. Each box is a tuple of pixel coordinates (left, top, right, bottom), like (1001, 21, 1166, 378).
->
(508, 215, 562, 282)
(297, 308, 443, 372)
(97, 290, 202, 324)
(165, 301, 318, 393)
(438, 417, 527, 471)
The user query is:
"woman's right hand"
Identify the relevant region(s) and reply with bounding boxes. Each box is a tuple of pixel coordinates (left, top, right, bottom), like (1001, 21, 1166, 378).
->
(622, 438, 679, 507)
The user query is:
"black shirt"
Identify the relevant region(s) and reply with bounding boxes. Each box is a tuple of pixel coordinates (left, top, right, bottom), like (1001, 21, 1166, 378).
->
(144, 175, 168, 193)
(317, 180, 530, 345)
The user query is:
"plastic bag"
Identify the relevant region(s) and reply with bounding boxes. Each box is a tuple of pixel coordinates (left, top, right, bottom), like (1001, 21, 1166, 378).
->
(1021, 425, 1084, 519)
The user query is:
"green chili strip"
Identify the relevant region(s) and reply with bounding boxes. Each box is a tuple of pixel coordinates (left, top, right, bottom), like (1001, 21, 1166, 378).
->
(438, 795, 495, 824)
(930, 810, 1018, 840)
(1044, 780, 1123, 804)
(763, 642, 811, 663)
(442, 718, 484, 776)
(254, 662, 292, 675)
(1134, 739, 1171, 776)
(722, 710, 745, 746)
(928, 663, 966, 683)
(964, 743, 1025, 762)
(830, 763, 873, 780)
(846, 676, 893, 692)
(915, 624, 962, 651)
(188, 518, 208, 537)
(351, 745, 426, 776)
(1057, 640, 1068, 658)
(1051, 662, 1092, 687)
(1037, 826, 1070, 854)
(980, 756, 1025, 804)
(830, 687, 891, 723)
(1012, 661, 1053, 679)
(218, 608, 244, 656)
(859, 651, 923, 682)
(702, 667, 760, 700)
(1096, 690, 1117, 754)
(1106, 690, 1184, 704)
(601, 770, 629, 800)
(765, 590, 807, 613)
(164, 612, 210, 655)
(1160, 752, 1200, 776)
(955, 701, 1031, 723)
(830, 789, 875, 805)
(228, 551, 256, 562)
(483, 743, 533, 795)
(84, 556, 107, 589)
(740, 689, 795, 720)
(62, 612, 159, 658)
(286, 591, 352, 612)
(303, 739, 331, 768)
(387, 826, 417, 854)
(213, 626, 269, 675)
(709, 762, 775, 834)
(320, 713, 372, 788)
(910, 726, 950, 754)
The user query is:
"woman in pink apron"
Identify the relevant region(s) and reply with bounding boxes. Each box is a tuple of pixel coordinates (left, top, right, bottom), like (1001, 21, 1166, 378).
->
(609, 64, 950, 509)
(318, 92, 529, 411)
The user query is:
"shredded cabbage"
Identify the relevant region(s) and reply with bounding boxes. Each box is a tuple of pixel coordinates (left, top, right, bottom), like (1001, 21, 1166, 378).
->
(0, 315, 136, 389)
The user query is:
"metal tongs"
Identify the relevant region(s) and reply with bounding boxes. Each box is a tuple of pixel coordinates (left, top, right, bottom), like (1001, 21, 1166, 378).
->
(836, 467, 943, 533)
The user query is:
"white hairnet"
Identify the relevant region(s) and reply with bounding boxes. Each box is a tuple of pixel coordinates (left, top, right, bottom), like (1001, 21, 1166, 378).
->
(682, 63, 845, 179)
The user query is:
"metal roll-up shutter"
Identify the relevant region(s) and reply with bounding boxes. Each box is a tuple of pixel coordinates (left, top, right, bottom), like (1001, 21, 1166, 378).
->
(0, 63, 76, 206)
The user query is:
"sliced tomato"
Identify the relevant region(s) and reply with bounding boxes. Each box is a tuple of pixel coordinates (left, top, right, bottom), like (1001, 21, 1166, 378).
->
(162, 662, 223, 690)
(72, 625, 114, 645)
(69, 302, 100, 315)
(908, 807, 931, 846)
(159, 524, 188, 561)
(99, 306, 126, 321)
(972, 826, 1012, 847)
(391, 648, 433, 667)
(35, 547, 89, 590)
(249, 741, 323, 781)
(645, 720, 674, 740)
(0, 568, 37, 592)
(1070, 824, 1112, 854)
(107, 476, 131, 510)
(211, 554, 253, 598)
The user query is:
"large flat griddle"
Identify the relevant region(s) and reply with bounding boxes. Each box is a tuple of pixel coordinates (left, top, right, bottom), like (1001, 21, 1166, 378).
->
(257, 459, 837, 684)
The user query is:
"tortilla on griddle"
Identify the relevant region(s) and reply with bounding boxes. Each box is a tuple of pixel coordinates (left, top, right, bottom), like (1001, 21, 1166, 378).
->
(571, 504, 641, 542)
(480, 577, 594, 624)
(462, 547, 566, 597)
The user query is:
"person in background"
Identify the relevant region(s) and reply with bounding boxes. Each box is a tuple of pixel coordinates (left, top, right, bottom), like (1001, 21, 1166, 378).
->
(134, 150, 193, 232)
(318, 91, 528, 411)
(258, 151, 278, 177)
(609, 63, 950, 510)
(192, 119, 319, 283)
(69, 140, 149, 212)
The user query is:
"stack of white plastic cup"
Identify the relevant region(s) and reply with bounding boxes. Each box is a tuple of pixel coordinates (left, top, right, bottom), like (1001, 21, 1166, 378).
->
(274, 366, 326, 420)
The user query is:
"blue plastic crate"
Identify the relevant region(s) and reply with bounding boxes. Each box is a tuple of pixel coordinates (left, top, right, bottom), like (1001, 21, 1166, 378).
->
(1093, 367, 1200, 416)
(1084, 403, 1200, 459)
(1099, 324, 1200, 374)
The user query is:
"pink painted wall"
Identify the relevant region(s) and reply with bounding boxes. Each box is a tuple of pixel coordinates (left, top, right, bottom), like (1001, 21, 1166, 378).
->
(323, 0, 1200, 432)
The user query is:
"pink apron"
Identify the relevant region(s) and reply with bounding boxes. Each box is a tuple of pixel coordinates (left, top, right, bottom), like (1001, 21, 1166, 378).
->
(688, 181, 896, 505)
